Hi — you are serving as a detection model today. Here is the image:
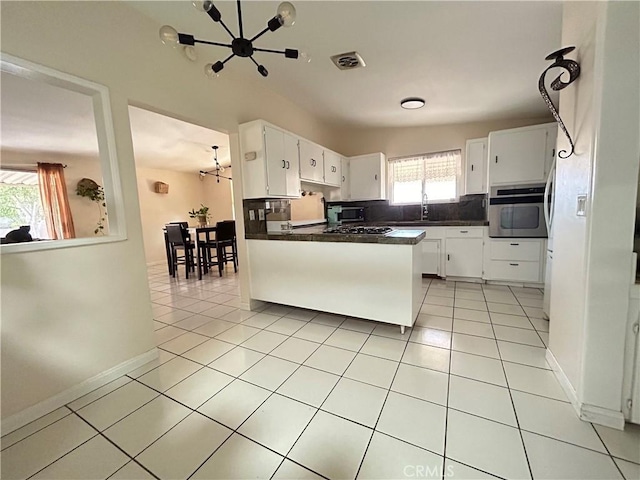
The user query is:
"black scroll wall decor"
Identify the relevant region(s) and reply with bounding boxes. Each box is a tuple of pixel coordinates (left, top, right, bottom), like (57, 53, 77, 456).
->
(538, 46, 581, 158)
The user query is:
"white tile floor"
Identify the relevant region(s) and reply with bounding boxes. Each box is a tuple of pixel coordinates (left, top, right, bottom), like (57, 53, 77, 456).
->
(3, 265, 640, 480)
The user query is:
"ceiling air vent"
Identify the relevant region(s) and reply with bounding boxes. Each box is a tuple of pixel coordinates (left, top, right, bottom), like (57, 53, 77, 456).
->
(330, 51, 366, 70)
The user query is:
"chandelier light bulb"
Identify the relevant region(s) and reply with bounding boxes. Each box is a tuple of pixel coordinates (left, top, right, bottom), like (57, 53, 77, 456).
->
(276, 2, 296, 27)
(204, 63, 220, 79)
(159, 25, 179, 46)
(299, 51, 311, 63)
(192, 1, 213, 12)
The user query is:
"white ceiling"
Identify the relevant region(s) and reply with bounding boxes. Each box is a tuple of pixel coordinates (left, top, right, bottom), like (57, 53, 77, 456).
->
(0, 71, 230, 173)
(128, 106, 231, 172)
(128, 0, 563, 128)
(0, 71, 100, 156)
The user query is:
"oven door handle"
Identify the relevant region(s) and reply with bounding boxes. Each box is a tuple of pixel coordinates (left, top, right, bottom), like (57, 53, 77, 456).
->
(544, 156, 557, 234)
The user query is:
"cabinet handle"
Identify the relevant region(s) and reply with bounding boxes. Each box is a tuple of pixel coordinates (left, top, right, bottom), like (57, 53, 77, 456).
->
(509, 263, 519, 266)
(374, 174, 378, 180)
(342, 175, 345, 182)
(282, 159, 286, 168)
(471, 164, 474, 171)
(495, 156, 498, 163)
(510, 243, 519, 246)
(447, 254, 450, 261)
(552, 148, 556, 158)
(460, 230, 468, 233)
(286, 161, 290, 169)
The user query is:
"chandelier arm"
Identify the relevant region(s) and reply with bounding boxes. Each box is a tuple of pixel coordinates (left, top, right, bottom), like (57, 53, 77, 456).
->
(216, 19, 236, 40)
(194, 39, 233, 48)
(248, 56, 261, 67)
(237, 0, 244, 39)
(221, 53, 236, 65)
(199, 171, 232, 181)
(253, 47, 286, 55)
(249, 26, 271, 43)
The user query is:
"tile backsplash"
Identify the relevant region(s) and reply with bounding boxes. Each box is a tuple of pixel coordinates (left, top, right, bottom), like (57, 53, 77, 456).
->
(326, 194, 487, 223)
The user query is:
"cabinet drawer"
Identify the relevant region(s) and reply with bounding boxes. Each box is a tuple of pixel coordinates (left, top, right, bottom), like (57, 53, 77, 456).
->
(486, 260, 540, 283)
(490, 241, 541, 261)
(445, 227, 484, 238)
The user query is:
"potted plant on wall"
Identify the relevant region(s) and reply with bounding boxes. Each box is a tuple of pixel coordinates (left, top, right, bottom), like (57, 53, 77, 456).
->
(189, 204, 210, 227)
(76, 178, 107, 235)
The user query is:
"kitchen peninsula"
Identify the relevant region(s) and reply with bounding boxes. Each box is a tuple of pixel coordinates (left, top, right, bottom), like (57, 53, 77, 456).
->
(245, 227, 425, 333)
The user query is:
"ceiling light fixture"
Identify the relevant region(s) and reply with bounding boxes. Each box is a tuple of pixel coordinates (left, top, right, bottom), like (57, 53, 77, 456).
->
(199, 146, 231, 183)
(160, 1, 306, 79)
(400, 97, 426, 110)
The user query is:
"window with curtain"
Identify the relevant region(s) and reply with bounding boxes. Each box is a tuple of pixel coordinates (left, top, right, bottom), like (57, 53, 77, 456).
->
(389, 149, 462, 204)
(0, 169, 49, 239)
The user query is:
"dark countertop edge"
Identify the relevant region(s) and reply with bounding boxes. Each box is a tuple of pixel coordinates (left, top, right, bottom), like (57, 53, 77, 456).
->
(246, 230, 426, 245)
(367, 220, 489, 227)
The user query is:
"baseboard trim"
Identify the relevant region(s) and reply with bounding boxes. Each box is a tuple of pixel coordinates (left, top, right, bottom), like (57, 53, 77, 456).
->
(545, 348, 625, 429)
(545, 348, 580, 412)
(1, 348, 159, 435)
(580, 403, 625, 430)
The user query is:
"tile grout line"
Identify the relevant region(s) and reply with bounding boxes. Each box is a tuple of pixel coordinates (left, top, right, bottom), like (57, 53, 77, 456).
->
(492, 286, 534, 480)
(440, 280, 456, 479)
(352, 278, 432, 480)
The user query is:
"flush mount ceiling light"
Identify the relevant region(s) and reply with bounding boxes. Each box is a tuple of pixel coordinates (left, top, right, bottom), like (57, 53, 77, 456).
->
(160, 1, 308, 78)
(400, 97, 426, 110)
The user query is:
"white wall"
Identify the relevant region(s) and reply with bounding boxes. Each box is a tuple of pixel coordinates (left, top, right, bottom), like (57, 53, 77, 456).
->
(332, 117, 552, 160)
(136, 166, 234, 265)
(1, 149, 109, 238)
(0, 0, 339, 425)
(548, 1, 640, 426)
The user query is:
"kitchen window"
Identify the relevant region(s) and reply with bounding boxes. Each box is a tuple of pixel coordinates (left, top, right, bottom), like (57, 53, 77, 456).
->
(389, 149, 462, 204)
(0, 169, 49, 239)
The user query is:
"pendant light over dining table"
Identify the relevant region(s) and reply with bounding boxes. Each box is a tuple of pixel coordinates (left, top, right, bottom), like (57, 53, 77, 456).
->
(159, 0, 308, 78)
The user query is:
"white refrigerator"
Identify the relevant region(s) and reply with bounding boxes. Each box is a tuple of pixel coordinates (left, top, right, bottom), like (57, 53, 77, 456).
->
(542, 157, 556, 320)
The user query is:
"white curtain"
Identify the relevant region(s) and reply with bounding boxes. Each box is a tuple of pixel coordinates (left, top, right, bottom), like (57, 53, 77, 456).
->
(389, 149, 462, 203)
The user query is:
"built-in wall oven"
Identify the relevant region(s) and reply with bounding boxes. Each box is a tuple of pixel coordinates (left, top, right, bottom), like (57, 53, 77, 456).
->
(489, 184, 548, 238)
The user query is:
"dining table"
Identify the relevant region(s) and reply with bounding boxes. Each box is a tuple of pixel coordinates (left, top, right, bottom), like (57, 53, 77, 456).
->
(163, 225, 218, 280)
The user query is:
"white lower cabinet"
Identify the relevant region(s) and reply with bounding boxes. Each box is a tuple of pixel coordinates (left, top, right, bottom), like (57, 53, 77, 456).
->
(483, 238, 545, 284)
(422, 240, 440, 275)
(446, 238, 484, 278)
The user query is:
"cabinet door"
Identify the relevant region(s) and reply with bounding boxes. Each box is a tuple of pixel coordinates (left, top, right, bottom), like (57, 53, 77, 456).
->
(264, 126, 287, 197)
(323, 150, 341, 186)
(350, 155, 382, 200)
(446, 238, 483, 278)
(283, 132, 301, 197)
(299, 139, 324, 182)
(489, 127, 548, 185)
(465, 138, 487, 194)
(422, 239, 440, 275)
(341, 157, 350, 200)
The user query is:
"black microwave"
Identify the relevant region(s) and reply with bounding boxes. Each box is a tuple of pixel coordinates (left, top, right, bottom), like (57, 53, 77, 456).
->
(327, 206, 364, 225)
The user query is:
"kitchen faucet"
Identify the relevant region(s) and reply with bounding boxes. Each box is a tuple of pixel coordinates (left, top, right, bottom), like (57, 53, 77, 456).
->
(421, 192, 429, 220)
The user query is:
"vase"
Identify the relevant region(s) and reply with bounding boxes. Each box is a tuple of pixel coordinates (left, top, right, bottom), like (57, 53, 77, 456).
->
(197, 215, 207, 227)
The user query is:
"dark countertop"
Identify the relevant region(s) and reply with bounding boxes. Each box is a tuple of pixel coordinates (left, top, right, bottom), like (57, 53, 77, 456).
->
(246, 226, 426, 245)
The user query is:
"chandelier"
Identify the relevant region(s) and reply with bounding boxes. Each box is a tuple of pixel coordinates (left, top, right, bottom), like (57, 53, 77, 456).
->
(199, 146, 231, 183)
(159, 0, 305, 78)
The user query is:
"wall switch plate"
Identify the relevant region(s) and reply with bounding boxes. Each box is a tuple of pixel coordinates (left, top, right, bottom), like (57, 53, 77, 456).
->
(249, 210, 256, 221)
(258, 209, 265, 221)
(576, 194, 588, 216)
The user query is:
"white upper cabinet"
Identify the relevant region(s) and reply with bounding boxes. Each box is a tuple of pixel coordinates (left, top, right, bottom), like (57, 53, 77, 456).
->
(240, 121, 301, 199)
(465, 137, 488, 194)
(340, 157, 351, 200)
(299, 139, 325, 183)
(349, 153, 386, 201)
(323, 150, 342, 187)
(488, 123, 557, 186)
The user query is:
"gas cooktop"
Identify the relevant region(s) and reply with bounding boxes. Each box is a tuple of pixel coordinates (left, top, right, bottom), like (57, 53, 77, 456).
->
(324, 226, 394, 235)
